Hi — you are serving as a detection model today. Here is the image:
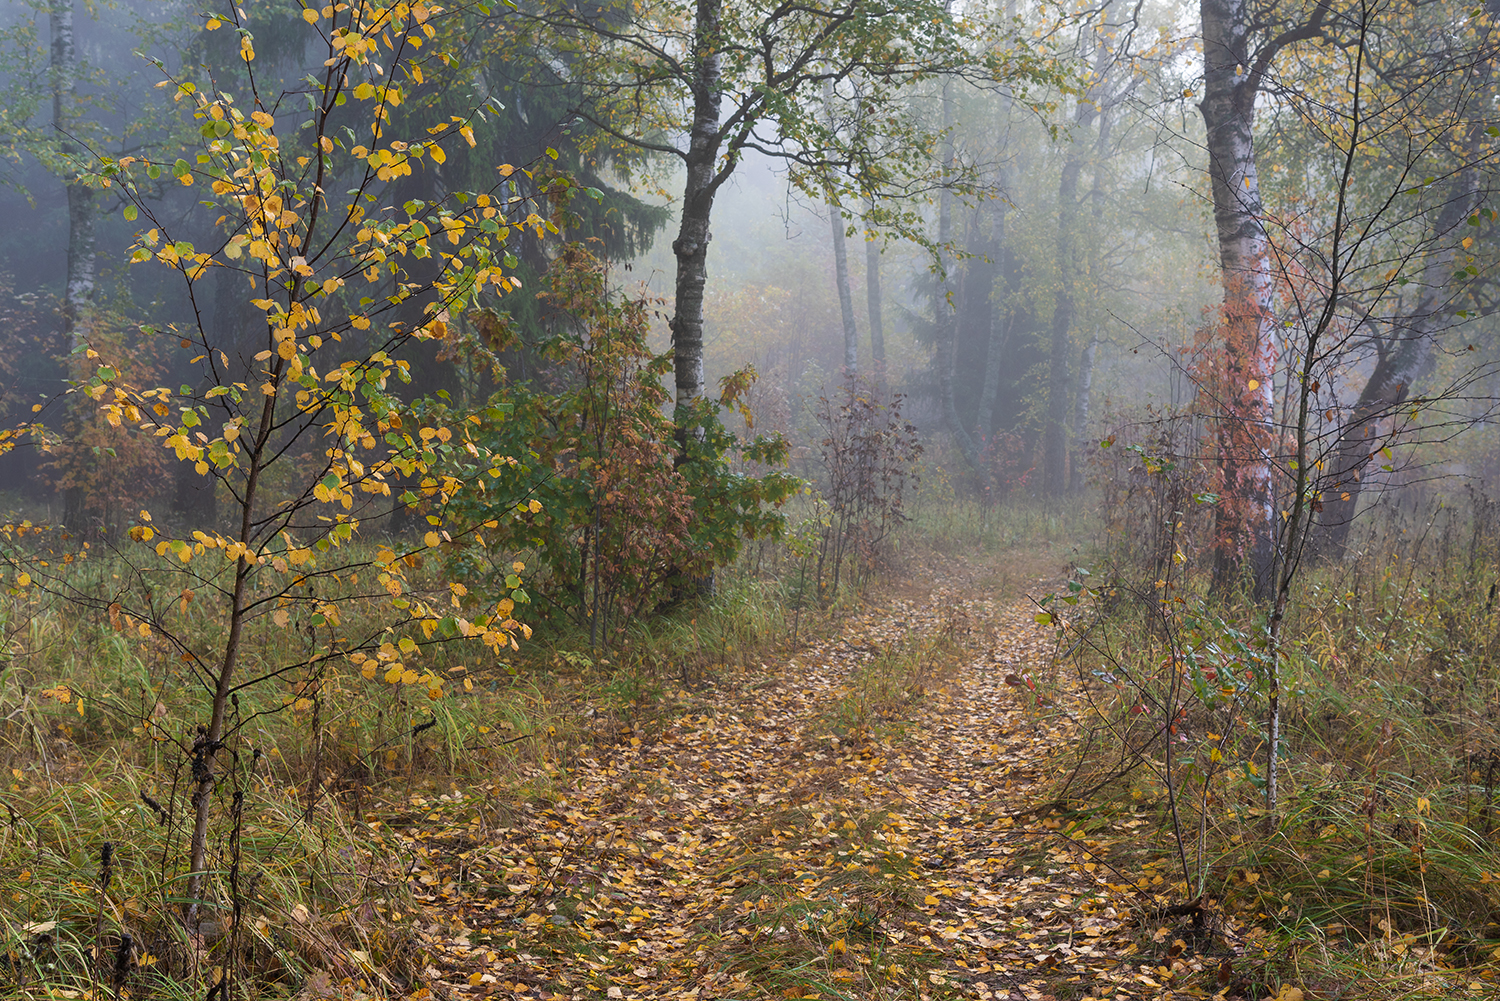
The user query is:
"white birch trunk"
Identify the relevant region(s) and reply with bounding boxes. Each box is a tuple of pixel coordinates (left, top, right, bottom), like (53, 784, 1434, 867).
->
(1200, 0, 1279, 595)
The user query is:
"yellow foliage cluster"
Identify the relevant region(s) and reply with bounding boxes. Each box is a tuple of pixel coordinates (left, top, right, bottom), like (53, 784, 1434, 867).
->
(0, 2, 558, 695)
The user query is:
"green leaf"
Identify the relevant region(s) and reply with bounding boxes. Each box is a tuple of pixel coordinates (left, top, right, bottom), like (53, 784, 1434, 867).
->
(123, 204, 138, 222)
(1034, 612, 1053, 625)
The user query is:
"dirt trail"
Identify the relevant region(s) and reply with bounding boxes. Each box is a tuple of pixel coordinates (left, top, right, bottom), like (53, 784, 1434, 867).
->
(393, 555, 1174, 1000)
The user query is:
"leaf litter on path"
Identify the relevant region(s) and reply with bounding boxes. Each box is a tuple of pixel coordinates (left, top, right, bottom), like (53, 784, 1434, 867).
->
(384, 562, 1234, 1000)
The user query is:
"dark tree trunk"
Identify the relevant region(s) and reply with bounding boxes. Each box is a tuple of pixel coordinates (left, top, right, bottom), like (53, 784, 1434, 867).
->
(52, 0, 96, 531)
(975, 92, 1017, 445)
(936, 75, 979, 468)
(1043, 131, 1088, 497)
(1071, 335, 1097, 493)
(830, 207, 858, 375)
(865, 206, 885, 387)
(670, 0, 724, 421)
(1316, 176, 1481, 554)
(1072, 102, 1112, 494)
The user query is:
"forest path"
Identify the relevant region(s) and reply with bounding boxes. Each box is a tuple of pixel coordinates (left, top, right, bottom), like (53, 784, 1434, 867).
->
(397, 550, 1174, 1001)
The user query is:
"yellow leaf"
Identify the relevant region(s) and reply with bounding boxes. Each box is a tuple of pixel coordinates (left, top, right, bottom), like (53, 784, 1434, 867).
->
(278, 338, 297, 361)
(273, 609, 290, 628)
(430, 144, 446, 164)
(924, 895, 939, 907)
(424, 531, 441, 548)
(1247, 378, 1260, 391)
(384, 663, 404, 683)
(15, 573, 31, 587)
(302, 7, 318, 22)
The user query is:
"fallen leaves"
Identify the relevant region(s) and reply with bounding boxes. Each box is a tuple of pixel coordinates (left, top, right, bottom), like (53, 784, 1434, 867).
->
(377, 562, 1340, 999)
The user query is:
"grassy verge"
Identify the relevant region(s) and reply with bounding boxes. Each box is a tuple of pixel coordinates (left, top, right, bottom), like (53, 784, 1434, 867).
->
(1042, 494, 1500, 998)
(0, 519, 841, 999)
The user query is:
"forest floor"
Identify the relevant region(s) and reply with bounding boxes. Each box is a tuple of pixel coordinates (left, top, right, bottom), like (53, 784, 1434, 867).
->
(372, 549, 1263, 1001)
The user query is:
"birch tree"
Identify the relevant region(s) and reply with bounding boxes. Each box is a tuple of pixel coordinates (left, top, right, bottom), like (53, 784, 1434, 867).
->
(1216, 0, 1500, 812)
(1197, 0, 1330, 594)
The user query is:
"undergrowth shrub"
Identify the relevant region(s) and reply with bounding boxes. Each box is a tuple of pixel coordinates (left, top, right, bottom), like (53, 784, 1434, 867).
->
(803, 380, 921, 604)
(1092, 403, 1215, 590)
(437, 245, 797, 645)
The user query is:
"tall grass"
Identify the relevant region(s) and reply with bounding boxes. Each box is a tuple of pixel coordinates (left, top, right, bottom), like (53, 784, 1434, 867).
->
(1047, 487, 1500, 997)
(0, 516, 838, 998)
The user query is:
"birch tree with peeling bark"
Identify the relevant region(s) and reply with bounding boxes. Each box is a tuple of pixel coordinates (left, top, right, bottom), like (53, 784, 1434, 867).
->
(1197, 0, 1331, 595)
(1206, 0, 1500, 813)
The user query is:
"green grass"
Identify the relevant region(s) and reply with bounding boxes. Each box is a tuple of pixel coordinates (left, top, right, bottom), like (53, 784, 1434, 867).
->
(1041, 491, 1500, 997)
(0, 511, 850, 999)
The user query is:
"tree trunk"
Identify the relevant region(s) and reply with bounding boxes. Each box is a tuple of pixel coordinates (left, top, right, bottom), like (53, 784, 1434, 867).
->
(973, 259, 1010, 447)
(830, 207, 858, 376)
(975, 89, 1017, 445)
(936, 74, 979, 468)
(1316, 175, 1480, 554)
(1200, 0, 1280, 596)
(187, 347, 285, 912)
(670, 0, 724, 422)
(52, 0, 96, 531)
(821, 81, 859, 378)
(1044, 122, 1090, 497)
(1071, 335, 1097, 493)
(51, 0, 93, 336)
(865, 206, 885, 388)
(1072, 102, 1111, 494)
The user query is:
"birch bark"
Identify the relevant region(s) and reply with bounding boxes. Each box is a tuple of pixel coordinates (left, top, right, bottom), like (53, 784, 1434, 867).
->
(1199, 0, 1283, 595)
(51, 0, 96, 530)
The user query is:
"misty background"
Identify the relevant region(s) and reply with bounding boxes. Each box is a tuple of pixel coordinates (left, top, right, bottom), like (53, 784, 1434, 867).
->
(2, 0, 1497, 539)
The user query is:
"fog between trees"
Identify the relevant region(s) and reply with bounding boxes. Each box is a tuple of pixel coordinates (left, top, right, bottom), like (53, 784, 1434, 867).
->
(1, 0, 1498, 557)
